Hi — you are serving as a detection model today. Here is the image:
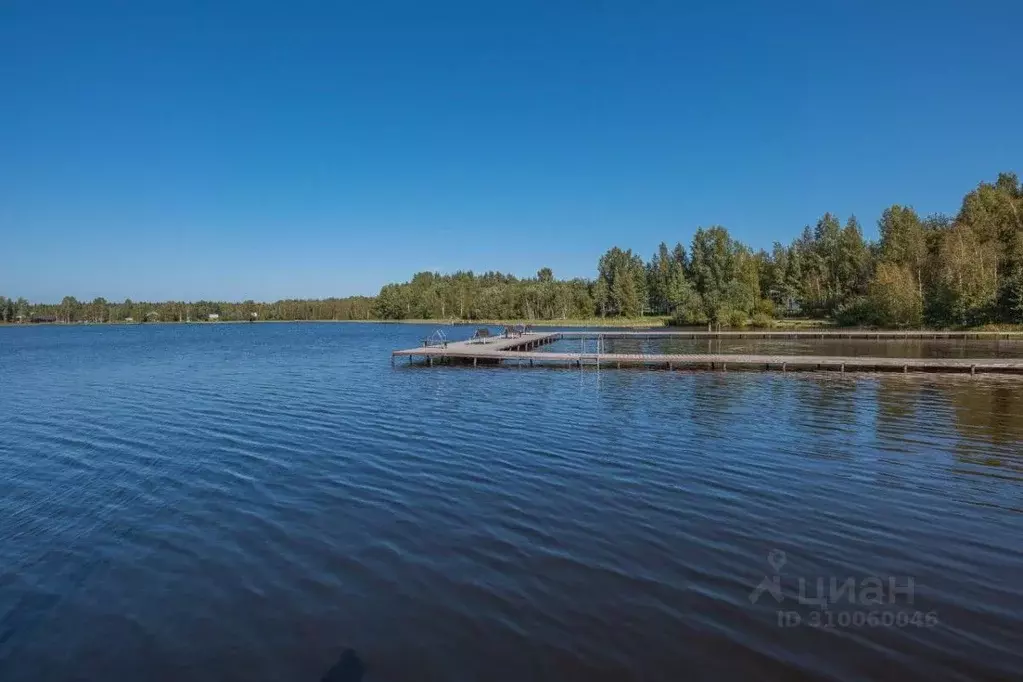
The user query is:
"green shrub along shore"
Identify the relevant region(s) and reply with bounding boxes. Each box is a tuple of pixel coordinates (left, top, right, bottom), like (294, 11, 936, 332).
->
(4, 172, 1021, 330)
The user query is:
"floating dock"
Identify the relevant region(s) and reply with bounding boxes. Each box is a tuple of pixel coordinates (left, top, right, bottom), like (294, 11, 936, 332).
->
(557, 330, 1023, 340)
(392, 331, 1023, 374)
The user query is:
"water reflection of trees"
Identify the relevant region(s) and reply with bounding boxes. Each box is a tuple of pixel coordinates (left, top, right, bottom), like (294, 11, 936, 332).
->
(607, 337, 1023, 359)
(949, 380, 1023, 446)
(873, 377, 1023, 480)
(947, 381, 1023, 481)
(596, 371, 1021, 480)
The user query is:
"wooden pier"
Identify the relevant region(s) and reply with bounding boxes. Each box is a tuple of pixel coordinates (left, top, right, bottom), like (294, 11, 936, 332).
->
(392, 331, 562, 367)
(392, 331, 1023, 374)
(557, 330, 1023, 340)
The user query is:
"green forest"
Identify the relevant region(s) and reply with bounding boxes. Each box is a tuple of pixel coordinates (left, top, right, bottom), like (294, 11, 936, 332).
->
(3, 172, 1021, 328)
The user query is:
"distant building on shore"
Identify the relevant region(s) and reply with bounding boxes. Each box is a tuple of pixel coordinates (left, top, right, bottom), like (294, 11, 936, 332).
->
(208, 313, 220, 321)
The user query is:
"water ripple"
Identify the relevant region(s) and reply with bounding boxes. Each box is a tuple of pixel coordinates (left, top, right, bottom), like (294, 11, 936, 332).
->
(1, 323, 1021, 681)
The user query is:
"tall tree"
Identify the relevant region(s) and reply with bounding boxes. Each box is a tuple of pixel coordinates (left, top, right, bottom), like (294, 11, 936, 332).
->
(878, 205, 927, 303)
(596, 247, 647, 317)
(837, 215, 870, 300)
(814, 213, 843, 311)
(933, 223, 999, 326)
(647, 242, 673, 314)
(59, 296, 80, 323)
(90, 297, 108, 322)
(689, 226, 735, 320)
(611, 268, 641, 317)
(664, 258, 700, 322)
(867, 263, 923, 327)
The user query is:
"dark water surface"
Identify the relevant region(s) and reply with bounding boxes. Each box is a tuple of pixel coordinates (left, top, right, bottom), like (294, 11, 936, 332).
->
(1, 323, 1021, 682)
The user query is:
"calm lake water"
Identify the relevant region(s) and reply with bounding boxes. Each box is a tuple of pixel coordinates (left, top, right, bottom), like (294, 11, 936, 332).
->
(1, 323, 1021, 681)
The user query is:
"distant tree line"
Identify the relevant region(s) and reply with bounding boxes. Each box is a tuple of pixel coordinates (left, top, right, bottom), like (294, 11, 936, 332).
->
(0, 296, 375, 324)
(3, 172, 1020, 328)
(373, 269, 597, 321)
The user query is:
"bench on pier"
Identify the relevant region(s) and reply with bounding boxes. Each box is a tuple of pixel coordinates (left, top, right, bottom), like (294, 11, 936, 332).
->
(469, 328, 492, 344)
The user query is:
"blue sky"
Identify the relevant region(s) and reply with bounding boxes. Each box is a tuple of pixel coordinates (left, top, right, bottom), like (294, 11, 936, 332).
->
(2, 1, 1021, 302)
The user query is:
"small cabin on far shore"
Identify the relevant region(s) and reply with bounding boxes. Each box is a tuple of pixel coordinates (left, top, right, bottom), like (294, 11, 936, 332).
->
(208, 313, 220, 321)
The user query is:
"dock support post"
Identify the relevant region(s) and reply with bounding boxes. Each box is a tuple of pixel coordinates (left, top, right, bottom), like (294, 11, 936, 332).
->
(408, 355, 412, 365)
(473, 357, 477, 367)
(903, 365, 907, 373)
(668, 362, 673, 371)
(722, 363, 727, 372)
(782, 362, 787, 372)
(971, 364, 976, 376)
(841, 363, 845, 373)
(428, 356, 433, 367)
(530, 359, 533, 367)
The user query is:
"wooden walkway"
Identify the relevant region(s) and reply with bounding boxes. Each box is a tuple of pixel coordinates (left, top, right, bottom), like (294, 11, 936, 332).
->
(558, 330, 1023, 340)
(392, 331, 562, 366)
(391, 331, 1023, 374)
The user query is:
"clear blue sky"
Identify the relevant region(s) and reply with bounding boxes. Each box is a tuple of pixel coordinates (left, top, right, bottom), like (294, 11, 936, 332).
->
(3, 1, 1021, 302)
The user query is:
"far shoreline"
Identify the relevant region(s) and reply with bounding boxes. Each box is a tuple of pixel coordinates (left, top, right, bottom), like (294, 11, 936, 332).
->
(3, 318, 1023, 333)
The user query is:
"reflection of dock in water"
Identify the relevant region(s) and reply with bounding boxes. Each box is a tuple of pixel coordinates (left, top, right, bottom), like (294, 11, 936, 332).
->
(392, 331, 1023, 375)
